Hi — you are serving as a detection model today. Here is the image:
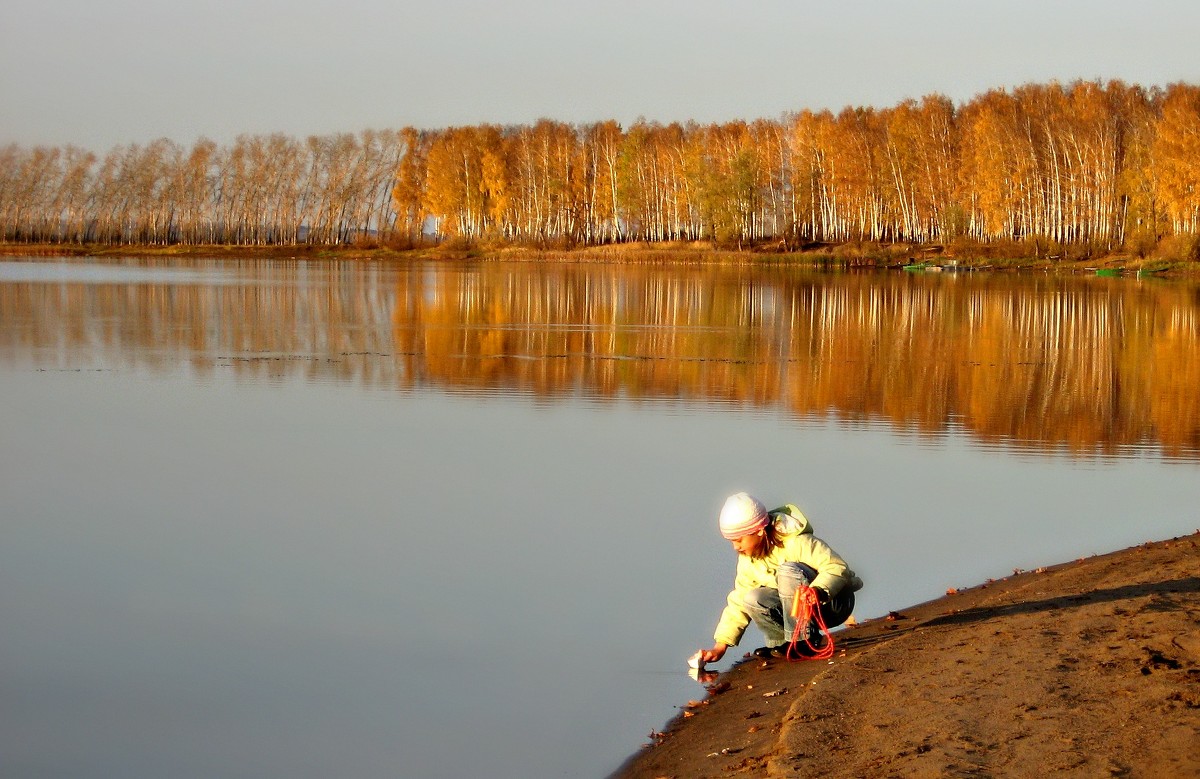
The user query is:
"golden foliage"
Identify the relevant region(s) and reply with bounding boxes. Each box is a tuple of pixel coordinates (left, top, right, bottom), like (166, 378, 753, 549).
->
(3, 81, 1199, 252)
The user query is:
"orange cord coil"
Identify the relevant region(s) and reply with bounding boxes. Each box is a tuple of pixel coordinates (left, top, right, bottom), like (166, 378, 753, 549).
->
(786, 585, 835, 660)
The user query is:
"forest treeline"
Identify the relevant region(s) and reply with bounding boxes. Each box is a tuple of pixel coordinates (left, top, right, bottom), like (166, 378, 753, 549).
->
(0, 131, 403, 246)
(2, 80, 1199, 255)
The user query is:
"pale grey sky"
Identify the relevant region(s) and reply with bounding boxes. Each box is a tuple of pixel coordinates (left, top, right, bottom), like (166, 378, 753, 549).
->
(2, 0, 1197, 151)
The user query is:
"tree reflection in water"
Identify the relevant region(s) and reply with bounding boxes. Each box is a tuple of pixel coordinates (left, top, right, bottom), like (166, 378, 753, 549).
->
(2, 258, 1197, 460)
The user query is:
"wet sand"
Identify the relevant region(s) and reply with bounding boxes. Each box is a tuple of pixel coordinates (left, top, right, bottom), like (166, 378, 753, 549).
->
(614, 532, 1200, 778)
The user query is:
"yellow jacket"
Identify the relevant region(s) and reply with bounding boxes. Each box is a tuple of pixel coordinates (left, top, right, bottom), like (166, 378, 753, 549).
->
(714, 504, 863, 647)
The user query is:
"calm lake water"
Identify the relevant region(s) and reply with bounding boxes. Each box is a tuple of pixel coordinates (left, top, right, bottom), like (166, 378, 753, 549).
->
(1, 256, 1197, 778)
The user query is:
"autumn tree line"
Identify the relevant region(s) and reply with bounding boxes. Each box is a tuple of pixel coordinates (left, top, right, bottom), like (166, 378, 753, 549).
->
(2, 80, 1199, 253)
(0, 131, 403, 246)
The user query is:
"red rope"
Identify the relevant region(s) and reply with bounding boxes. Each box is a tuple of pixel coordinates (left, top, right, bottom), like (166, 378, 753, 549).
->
(786, 585, 835, 660)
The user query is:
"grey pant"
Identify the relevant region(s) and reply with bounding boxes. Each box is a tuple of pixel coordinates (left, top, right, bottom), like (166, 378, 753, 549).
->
(739, 561, 855, 646)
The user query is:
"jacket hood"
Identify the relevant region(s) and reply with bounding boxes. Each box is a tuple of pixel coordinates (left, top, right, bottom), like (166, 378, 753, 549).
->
(769, 503, 812, 536)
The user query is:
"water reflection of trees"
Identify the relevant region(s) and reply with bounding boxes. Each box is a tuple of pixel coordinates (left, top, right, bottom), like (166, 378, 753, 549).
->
(2, 261, 1197, 459)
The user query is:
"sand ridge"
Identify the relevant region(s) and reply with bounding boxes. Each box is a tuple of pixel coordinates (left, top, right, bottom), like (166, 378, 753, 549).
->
(614, 532, 1200, 778)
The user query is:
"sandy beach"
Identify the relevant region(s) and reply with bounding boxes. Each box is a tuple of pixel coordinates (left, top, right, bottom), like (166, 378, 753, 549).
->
(614, 532, 1200, 778)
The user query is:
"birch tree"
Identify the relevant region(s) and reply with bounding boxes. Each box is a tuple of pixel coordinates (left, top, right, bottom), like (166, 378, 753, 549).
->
(392, 127, 430, 244)
(1153, 83, 1200, 235)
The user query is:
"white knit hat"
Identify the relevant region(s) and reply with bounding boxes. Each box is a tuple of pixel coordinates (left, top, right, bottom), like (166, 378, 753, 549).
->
(718, 492, 769, 539)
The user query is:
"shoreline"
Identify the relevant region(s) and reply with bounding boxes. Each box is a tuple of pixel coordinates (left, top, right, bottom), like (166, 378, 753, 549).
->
(613, 531, 1200, 778)
(3, 241, 1199, 279)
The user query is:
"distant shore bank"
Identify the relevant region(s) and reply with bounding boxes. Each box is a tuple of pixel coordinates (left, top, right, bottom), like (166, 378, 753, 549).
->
(3, 241, 1198, 279)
